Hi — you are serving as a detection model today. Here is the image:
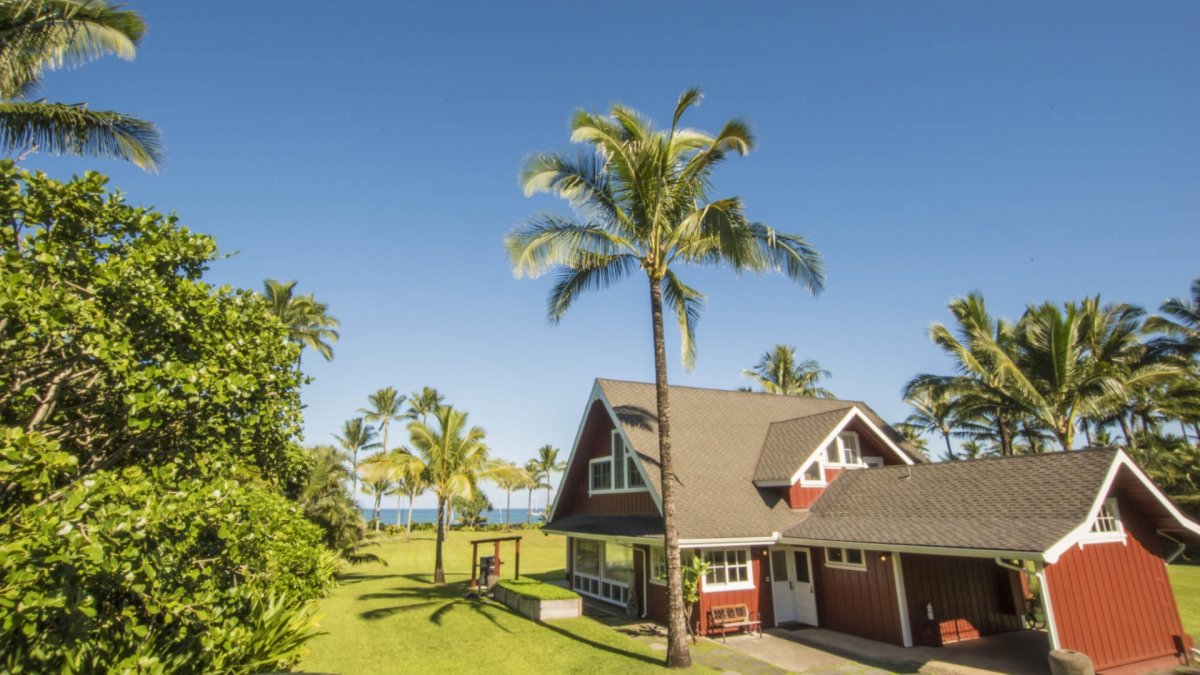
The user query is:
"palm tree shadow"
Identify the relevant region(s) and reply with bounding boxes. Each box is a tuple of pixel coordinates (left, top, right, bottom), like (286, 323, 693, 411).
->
(534, 616, 662, 666)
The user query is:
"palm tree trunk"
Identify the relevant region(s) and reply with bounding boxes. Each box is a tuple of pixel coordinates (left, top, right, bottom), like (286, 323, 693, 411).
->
(1192, 422, 1200, 445)
(526, 488, 533, 525)
(545, 483, 553, 522)
(405, 489, 416, 543)
(1119, 414, 1137, 449)
(396, 492, 403, 527)
(505, 490, 511, 530)
(649, 277, 691, 668)
(372, 490, 382, 531)
(1180, 419, 1189, 442)
(434, 496, 446, 583)
(942, 432, 954, 462)
(997, 415, 1014, 457)
(1082, 420, 1094, 447)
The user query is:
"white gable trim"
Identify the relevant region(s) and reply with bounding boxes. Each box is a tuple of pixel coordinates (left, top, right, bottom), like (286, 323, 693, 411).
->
(786, 407, 915, 485)
(548, 381, 663, 523)
(1043, 449, 1200, 564)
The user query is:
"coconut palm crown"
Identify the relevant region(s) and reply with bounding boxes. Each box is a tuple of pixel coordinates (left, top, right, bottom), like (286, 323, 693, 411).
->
(506, 88, 824, 668)
(742, 344, 834, 398)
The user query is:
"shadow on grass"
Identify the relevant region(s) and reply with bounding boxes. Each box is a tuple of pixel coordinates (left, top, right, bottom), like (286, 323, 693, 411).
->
(357, 582, 512, 634)
(337, 572, 407, 585)
(534, 616, 663, 667)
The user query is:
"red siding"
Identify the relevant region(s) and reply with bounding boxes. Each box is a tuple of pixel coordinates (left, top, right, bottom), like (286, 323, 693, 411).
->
(813, 548, 904, 645)
(697, 547, 770, 636)
(786, 483, 827, 509)
(646, 577, 669, 624)
(558, 401, 659, 517)
(1045, 491, 1192, 672)
(901, 553, 1024, 647)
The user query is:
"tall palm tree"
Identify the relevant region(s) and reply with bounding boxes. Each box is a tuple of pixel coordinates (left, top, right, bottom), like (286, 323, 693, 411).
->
(332, 417, 379, 496)
(524, 459, 549, 525)
(742, 344, 834, 397)
(358, 452, 394, 530)
(528, 444, 565, 517)
(490, 462, 533, 530)
(900, 387, 959, 461)
(297, 444, 364, 556)
(407, 386, 443, 424)
(1146, 277, 1200, 358)
(408, 405, 496, 583)
(360, 387, 407, 457)
(262, 279, 340, 364)
(507, 89, 824, 667)
(0, 0, 161, 170)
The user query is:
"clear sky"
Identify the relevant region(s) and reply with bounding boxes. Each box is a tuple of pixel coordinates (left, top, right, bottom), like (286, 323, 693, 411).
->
(22, 2, 1199, 508)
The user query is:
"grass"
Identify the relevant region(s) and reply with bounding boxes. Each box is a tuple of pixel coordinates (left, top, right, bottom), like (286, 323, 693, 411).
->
(298, 530, 712, 674)
(496, 577, 580, 601)
(1169, 564, 1200, 638)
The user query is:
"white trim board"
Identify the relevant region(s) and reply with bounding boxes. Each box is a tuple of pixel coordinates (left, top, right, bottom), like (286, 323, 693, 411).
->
(786, 407, 915, 486)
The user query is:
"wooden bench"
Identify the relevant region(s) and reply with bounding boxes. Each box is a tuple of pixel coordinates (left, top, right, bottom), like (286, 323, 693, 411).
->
(707, 603, 762, 641)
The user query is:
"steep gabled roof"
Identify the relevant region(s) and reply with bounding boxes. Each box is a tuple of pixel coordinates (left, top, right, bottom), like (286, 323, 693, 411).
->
(595, 379, 924, 540)
(784, 449, 1118, 555)
(753, 407, 854, 483)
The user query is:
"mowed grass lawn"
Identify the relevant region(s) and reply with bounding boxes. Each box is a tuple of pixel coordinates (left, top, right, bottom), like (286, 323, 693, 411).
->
(299, 530, 711, 674)
(1169, 564, 1200, 638)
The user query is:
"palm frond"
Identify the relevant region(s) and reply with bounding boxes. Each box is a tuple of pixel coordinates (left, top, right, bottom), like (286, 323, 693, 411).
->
(547, 253, 638, 323)
(0, 100, 160, 170)
(660, 270, 705, 370)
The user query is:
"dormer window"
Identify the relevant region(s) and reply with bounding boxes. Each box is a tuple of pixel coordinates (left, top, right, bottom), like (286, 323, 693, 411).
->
(1079, 497, 1126, 546)
(588, 432, 648, 494)
(825, 432, 862, 466)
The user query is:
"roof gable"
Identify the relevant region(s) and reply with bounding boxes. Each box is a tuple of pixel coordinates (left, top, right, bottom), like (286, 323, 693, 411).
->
(753, 408, 854, 483)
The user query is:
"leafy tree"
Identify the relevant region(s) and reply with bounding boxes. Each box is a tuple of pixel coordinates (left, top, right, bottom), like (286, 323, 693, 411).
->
(528, 444, 565, 517)
(408, 405, 495, 583)
(742, 344, 834, 398)
(680, 554, 710, 644)
(507, 89, 824, 666)
(0, 0, 161, 169)
(262, 279, 340, 365)
(298, 444, 365, 556)
(0, 165, 333, 671)
(451, 490, 494, 528)
(332, 417, 379, 496)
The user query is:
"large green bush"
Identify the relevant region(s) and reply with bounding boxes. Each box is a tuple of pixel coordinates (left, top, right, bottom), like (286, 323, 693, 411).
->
(0, 164, 335, 672)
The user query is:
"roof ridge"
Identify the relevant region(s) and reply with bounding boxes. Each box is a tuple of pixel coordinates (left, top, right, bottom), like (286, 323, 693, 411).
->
(596, 378, 869, 407)
(862, 447, 1119, 472)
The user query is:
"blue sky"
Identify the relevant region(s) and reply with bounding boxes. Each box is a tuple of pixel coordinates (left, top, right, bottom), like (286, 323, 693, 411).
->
(22, 2, 1200, 508)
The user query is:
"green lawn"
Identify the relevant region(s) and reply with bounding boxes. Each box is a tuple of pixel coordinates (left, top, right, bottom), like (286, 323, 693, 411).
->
(1169, 564, 1200, 638)
(298, 530, 710, 674)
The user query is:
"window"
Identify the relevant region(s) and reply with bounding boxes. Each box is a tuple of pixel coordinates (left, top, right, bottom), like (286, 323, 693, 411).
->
(574, 539, 601, 577)
(571, 539, 629, 605)
(825, 546, 866, 571)
(825, 432, 863, 466)
(702, 549, 753, 591)
(589, 432, 648, 493)
(802, 460, 822, 483)
(604, 543, 634, 585)
(589, 458, 612, 492)
(650, 547, 667, 585)
(1080, 497, 1126, 545)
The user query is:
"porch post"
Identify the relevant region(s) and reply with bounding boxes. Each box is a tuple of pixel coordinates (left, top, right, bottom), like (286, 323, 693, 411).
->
(891, 552, 913, 647)
(1034, 563, 1061, 650)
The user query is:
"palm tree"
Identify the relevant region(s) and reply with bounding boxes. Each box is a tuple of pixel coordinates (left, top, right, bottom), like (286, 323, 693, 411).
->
(407, 386, 444, 423)
(507, 89, 825, 667)
(332, 417, 379, 497)
(0, 0, 161, 170)
(891, 420, 931, 457)
(492, 462, 533, 530)
(262, 279, 340, 364)
(524, 459, 549, 524)
(408, 405, 496, 583)
(900, 386, 959, 461)
(742, 344, 834, 397)
(358, 452, 394, 530)
(297, 444, 364, 556)
(360, 387, 407, 457)
(1146, 277, 1200, 358)
(528, 444, 565, 517)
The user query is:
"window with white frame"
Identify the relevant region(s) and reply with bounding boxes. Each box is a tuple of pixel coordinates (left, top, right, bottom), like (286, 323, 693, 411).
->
(824, 546, 866, 571)
(571, 539, 630, 605)
(1080, 497, 1126, 545)
(825, 431, 863, 466)
(801, 459, 823, 484)
(588, 432, 648, 494)
(702, 549, 753, 591)
(650, 547, 667, 585)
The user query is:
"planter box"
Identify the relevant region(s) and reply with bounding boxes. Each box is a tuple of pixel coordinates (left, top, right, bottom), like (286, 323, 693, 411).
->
(493, 585, 582, 621)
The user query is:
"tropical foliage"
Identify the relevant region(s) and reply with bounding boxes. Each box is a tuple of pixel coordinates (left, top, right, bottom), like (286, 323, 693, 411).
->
(262, 279, 340, 364)
(0, 0, 161, 169)
(528, 444, 565, 516)
(0, 166, 335, 672)
(332, 417, 379, 496)
(742, 344, 834, 397)
(507, 88, 825, 666)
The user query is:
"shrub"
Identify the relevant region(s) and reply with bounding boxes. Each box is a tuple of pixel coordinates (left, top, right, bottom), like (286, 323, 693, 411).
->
(495, 579, 579, 601)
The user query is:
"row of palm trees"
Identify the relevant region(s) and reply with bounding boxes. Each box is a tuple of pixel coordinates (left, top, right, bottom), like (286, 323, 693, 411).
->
(329, 386, 567, 582)
(895, 282, 1200, 478)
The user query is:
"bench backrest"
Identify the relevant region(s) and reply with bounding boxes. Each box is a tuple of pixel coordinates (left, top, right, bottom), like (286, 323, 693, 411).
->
(710, 604, 749, 623)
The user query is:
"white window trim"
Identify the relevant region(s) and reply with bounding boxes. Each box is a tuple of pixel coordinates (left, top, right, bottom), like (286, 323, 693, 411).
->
(649, 547, 667, 586)
(587, 431, 651, 496)
(701, 548, 755, 593)
(824, 546, 868, 572)
(825, 431, 866, 468)
(1077, 497, 1127, 547)
(571, 539, 631, 605)
(798, 458, 826, 487)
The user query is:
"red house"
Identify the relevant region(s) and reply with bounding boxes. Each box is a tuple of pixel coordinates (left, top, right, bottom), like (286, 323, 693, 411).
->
(546, 379, 1200, 673)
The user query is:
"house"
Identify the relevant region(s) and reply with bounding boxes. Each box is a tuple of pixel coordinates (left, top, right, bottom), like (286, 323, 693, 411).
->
(545, 379, 1200, 673)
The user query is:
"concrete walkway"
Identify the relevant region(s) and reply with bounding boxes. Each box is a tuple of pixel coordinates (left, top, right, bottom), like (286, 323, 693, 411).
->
(720, 628, 1052, 675)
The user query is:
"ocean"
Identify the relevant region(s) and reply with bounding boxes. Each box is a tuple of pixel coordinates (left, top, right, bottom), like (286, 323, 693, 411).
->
(360, 507, 544, 525)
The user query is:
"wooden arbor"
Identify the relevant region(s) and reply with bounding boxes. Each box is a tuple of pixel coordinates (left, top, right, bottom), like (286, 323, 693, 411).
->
(468, 535, 523, 589)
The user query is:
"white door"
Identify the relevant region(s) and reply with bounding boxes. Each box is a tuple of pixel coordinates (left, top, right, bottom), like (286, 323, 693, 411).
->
(770, 547, 818, 626)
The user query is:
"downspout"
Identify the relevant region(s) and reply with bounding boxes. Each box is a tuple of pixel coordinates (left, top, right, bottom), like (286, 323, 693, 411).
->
(1034, 563, 1061, 651)
(994, 558, 1026, 574)
(635, 548, 648, 618)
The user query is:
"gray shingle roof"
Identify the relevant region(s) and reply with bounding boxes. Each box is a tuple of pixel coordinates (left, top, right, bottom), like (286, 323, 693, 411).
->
(784, 449, 1119, 553)
(597, 379, 924, 540)
(753, 408, 855, 483)
(543, 514, 664, 538)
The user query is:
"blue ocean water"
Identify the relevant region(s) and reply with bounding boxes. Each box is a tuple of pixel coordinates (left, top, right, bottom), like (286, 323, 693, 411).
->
(360, 507, 543, 525)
